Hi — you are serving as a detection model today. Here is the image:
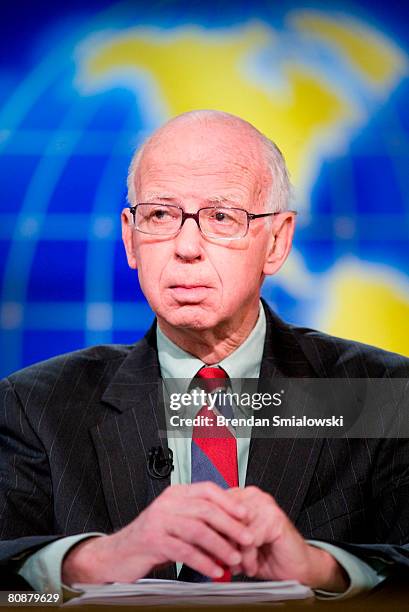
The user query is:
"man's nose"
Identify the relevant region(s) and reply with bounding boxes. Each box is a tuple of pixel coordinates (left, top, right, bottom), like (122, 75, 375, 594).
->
(173, 216, 203, 261)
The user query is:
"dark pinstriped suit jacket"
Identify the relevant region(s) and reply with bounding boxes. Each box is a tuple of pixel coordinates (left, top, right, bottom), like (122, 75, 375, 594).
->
(1, 300, 409, 587)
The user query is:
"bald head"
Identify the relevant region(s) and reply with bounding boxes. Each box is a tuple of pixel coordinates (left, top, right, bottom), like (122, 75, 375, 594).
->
(127, 110, 291, 212)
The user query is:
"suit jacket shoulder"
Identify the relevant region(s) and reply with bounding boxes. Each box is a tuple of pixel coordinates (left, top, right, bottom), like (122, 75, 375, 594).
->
(3, 344, 132, 424)
(260, 299, 409, 379)
(2, 322, 160, 428)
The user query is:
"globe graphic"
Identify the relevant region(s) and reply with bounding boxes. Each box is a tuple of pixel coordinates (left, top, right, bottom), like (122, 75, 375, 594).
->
(0, 1, 408, 377)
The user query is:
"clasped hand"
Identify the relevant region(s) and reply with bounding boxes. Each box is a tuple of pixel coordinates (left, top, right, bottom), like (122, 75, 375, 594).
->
(62, 483, 348, 592)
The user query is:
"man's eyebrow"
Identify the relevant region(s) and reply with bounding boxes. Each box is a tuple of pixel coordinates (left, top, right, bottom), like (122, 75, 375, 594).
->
(142, 193, 176, 202)
(141, 194, 241, 205)
(206, 195, 240, 205)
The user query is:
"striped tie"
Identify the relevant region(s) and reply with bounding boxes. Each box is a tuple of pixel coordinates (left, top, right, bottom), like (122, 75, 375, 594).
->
(179, 366, 238, 582)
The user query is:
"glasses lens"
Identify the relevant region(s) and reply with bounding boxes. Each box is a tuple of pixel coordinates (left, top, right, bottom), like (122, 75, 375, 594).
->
(199, 207, 247, 238)
(135, 204, 181, 235)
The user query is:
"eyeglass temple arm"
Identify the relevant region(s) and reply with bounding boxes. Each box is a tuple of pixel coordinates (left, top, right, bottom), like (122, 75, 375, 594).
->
(248, 212, 277, 220)
(248, 211, 297, 219)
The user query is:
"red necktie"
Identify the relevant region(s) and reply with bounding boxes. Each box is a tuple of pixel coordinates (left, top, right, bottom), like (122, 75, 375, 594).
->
(180, 366, 238, 582)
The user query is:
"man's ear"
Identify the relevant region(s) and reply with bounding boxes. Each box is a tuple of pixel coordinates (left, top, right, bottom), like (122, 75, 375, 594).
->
(121, 208, 138, 270)
(263, 212, 296, 276)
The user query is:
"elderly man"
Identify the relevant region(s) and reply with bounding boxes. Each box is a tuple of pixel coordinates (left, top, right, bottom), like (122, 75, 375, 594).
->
(0, 110, 408, 600)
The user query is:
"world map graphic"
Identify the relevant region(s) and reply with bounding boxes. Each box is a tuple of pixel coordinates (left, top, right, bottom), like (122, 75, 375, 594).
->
(0, 2, 408, 376)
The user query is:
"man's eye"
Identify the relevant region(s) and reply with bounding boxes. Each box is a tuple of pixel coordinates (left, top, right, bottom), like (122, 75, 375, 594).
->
(150, 208, 172, 221)
(212, 211, 233, 223)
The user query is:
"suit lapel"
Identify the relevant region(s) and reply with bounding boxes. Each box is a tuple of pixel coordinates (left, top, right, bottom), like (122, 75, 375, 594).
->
(90, 323, 171, 531)
(245, 301, 324, 525)
(90, 322, 177, 579)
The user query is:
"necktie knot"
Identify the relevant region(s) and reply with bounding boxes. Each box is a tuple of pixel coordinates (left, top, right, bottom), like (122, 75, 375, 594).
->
(195, 366, 228, 393)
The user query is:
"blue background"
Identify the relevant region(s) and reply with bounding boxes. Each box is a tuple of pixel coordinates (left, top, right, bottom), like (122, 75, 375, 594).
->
(0, 0, 408, 376)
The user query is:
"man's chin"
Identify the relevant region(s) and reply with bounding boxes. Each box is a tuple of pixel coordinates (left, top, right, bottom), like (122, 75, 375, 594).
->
(158, 303, 217, 331)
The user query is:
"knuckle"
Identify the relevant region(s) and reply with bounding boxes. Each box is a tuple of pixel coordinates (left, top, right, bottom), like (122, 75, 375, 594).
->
(230, 489, 242, 500)
(188, 522, 202, 540)
(186, 483, 204, 497)
(203, 481, 218, 493)
(199, 500, 217, 517)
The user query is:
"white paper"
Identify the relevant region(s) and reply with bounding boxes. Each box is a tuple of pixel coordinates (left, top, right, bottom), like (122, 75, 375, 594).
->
(64, 578, 313, 606)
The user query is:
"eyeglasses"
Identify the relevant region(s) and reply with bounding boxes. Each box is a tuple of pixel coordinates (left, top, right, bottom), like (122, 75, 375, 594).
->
(129, 203, 289, 240)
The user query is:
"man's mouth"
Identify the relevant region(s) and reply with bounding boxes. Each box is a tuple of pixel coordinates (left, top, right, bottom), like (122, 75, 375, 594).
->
(170, 284, 208, 289)
(168, 285, 211, 301)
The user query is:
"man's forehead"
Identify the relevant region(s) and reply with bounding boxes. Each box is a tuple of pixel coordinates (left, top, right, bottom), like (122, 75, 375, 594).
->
(142, 120, 265, 166)
(139, 162, 246, 199)
(134, 119, 270, 206)
(137, 143, 263, 186)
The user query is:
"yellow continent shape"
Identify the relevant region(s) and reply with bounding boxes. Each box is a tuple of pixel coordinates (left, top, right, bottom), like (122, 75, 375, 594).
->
(291, 11, 407, 87)
(322, 265, 409, 356)
(81, 24, 357, 191)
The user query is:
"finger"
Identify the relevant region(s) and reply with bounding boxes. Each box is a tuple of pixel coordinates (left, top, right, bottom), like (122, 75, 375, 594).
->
(181, 500, 253, 546)
(227, 487, 266, 524)
(226, 488, 255, 522)
(240, 545, 259, 577)
(237, 493, 281, 546)
(227, 487, 242, 496)
(189, 482, 248, 519)
(170, 519, 242, 568)
(249, 505, 284, 547)
(228, 485, 261, 500)
(164, 536, 225, 580)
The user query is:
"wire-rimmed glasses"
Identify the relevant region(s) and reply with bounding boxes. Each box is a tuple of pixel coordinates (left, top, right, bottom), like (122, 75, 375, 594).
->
(129, 203, 290, 240)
